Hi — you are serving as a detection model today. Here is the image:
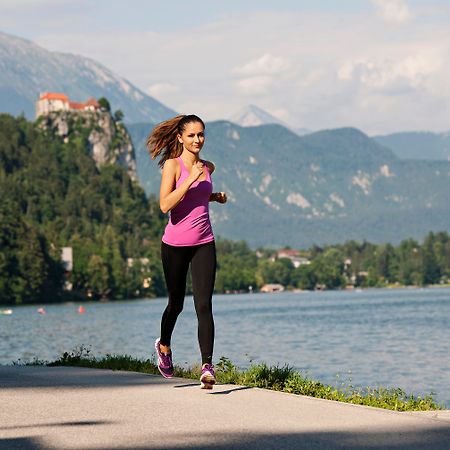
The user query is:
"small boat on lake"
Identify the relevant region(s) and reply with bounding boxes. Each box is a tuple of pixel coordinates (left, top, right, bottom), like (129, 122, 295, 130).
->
(0, 309, 13, 315)
(260, 283, 285, 293)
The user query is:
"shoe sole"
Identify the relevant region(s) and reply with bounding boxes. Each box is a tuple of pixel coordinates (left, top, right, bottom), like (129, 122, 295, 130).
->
(158, 366, 174, 378)
(200, 373, 216, 389)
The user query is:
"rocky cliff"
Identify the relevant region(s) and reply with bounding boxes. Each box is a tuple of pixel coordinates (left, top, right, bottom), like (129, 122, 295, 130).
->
(37, 109, 137, 181)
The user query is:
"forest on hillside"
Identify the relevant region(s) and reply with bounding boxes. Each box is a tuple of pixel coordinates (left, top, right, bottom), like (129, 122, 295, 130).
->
(0, 113, 165, 304)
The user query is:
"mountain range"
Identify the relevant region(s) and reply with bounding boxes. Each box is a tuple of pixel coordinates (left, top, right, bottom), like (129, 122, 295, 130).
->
(129, 122, 450, 248)
(2, 30, 450, 248)
(0, 31, 176, 123)
(374, 131, 450, 161)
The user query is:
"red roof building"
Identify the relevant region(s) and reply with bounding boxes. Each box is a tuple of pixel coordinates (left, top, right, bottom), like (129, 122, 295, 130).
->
(36, 92, 100, 117)
(39, 92, 69, 102)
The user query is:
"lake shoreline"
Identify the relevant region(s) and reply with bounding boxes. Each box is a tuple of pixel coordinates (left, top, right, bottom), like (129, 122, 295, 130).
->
(34, 350, 443, 411)
(2, 282, 450, 309)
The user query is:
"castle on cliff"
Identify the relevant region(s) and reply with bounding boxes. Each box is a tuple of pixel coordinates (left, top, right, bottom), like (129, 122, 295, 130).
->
(36, 92, 100, 117)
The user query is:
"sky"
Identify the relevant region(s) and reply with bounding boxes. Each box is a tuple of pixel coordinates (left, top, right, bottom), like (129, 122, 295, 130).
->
(2, 0, 450, 135)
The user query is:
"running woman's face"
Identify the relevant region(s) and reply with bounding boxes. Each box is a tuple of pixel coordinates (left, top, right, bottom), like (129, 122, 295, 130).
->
(178, 121, 205, 154)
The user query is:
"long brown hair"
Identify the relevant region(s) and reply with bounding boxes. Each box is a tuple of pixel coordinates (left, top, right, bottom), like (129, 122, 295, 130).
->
(147, 114, 205, 168)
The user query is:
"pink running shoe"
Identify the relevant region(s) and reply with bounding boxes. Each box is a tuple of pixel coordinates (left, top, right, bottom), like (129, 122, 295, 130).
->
(200, 363, 216, 389)
(154, 338, 174, 378)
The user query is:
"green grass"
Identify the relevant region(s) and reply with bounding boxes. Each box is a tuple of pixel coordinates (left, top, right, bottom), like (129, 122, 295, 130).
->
(39, 346, 443, 412)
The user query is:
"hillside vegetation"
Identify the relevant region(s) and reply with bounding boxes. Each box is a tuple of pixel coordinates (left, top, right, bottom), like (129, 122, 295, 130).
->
(0, 113, 165, 304)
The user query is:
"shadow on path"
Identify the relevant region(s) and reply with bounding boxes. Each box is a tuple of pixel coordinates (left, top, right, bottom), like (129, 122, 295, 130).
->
(0, 420, 114, 431)
(209, 385, 253, 395)
(2, 427, 450, 450)
(0, 437, 43, 450)
(173, 383, 199, 388)
(0, 367, 255, 395)
(174, 383, 253, 395)
(0, 366, 173, 390)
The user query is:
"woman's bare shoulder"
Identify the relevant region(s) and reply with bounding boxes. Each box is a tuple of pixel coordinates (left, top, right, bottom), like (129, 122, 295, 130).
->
(164, 157, 179, 167)
(161, 158, 181, 183)
(162, 157, 179, 172)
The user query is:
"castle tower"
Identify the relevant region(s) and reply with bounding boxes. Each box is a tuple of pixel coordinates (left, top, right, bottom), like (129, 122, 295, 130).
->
(36, 92, 70, 117)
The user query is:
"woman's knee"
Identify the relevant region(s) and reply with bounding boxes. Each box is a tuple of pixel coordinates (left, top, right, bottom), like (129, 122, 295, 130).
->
(166, 299, 184, 316)
(195, 300, 213, 318)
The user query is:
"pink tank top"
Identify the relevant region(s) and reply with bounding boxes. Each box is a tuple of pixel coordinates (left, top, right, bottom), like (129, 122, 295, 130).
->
(162, 157, 215, 246)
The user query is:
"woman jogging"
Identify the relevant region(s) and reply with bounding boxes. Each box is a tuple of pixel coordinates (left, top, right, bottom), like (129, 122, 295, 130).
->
(147, 114, 227, 389)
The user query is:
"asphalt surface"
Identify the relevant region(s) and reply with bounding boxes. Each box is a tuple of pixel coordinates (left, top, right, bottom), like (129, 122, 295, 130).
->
(1, 366, 449, 449)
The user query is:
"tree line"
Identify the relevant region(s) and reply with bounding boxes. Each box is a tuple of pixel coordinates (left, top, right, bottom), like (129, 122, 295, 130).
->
(214, 232, 450, 292)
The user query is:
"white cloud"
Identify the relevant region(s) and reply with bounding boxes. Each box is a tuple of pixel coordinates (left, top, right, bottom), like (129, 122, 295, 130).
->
(338, 53, 441, 94)
(147, 83, 180, 97)
(372, 0, 413, 23)
(233, 53, 292, 98)
(233, 53, 290, 76)
(30, 6, 450, 134)
(236, 76, 273, 95)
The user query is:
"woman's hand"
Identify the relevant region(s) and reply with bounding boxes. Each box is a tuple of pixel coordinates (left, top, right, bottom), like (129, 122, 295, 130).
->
(211, 192, 227, 203)
(189, 161, 204, 182)
(160, 159, 204, 214)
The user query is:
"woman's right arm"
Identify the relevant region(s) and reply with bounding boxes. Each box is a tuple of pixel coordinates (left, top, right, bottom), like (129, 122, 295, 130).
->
(159, 159, 203, 213)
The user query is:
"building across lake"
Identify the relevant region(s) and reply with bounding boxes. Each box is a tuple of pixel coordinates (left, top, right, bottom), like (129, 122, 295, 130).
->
(36, 92, 100, 117)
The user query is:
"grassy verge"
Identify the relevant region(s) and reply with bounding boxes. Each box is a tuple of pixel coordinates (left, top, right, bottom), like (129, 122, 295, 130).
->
(41, 346, 442, 412)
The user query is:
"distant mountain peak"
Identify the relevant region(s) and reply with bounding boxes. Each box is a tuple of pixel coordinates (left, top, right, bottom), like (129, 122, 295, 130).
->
(229, 104, 310, 136)
(229, 104, 286, 127)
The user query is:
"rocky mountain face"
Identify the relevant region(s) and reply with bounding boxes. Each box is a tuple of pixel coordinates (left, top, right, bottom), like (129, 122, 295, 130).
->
(129, 121, 450, 248)
(0, 31, 176, 123)
(38, 110, 137, 181)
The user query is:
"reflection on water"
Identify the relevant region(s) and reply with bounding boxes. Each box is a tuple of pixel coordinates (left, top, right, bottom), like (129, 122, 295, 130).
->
(1, 287, 449, 407)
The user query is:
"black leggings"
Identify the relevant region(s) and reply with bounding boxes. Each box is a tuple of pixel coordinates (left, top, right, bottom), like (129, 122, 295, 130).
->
(160, 240, 216, 365)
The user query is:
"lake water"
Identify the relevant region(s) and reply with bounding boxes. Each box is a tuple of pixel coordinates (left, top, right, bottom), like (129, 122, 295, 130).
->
(1, 287, 449, 407)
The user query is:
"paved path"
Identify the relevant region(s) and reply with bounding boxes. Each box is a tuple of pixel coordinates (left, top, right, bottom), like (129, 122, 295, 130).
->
(1, 366, 449, 449)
